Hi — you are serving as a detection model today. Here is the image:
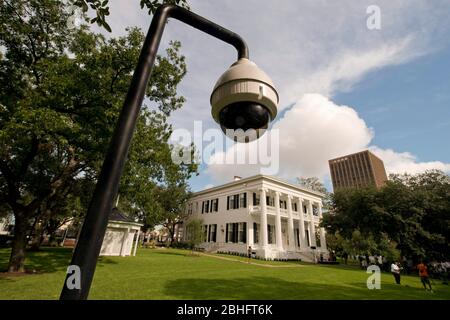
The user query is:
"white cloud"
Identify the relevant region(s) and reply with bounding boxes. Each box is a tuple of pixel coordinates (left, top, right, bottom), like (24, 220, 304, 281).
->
(274, 94, 374, 177)
(286, 36, 420, 99)
(369, 147, 450, 175)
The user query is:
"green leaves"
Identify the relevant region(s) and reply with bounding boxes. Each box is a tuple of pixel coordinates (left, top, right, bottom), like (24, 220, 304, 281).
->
(323, 170, 450, 261)
(71, 0, 189, 32)
(71, 0, 111, 31)
(1, 0, 197, 264)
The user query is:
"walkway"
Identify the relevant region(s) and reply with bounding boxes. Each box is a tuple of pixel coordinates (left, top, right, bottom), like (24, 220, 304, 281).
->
(200, 252, 305, 268)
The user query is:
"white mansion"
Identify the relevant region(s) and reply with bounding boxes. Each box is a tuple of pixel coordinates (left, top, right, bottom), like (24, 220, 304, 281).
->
(181, 175, 327, 261)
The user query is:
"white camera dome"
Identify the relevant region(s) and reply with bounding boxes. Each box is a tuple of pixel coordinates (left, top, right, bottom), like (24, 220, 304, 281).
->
(210, 58, 279, 140)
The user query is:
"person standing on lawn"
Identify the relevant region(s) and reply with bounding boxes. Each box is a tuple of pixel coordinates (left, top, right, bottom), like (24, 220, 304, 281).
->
(391, 261, 402, 284)
(247, 246, 252, 264)
(417, 260, 433, 292)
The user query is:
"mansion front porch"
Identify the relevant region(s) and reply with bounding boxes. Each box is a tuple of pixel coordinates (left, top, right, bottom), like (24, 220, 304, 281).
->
(197, 188, 328, 262)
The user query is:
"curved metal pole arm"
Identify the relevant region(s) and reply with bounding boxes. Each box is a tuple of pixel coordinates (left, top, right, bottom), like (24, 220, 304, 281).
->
(60, 4, 249, 300)
(160, 4, 249, 59)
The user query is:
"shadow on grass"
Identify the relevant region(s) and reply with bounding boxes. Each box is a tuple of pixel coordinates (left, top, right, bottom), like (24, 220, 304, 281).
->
(163, 276, 436, 300)
(0, 247, 118, 276)
(0, 247, 72, 274)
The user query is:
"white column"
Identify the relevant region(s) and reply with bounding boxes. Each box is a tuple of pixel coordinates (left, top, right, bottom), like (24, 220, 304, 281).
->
(133, 230, 139, 256)
(248, 220, 254, 246)
(274, 191, 283, 250)
(286, 195, 295, 251)
(318, 203, 327, 251)
(298, 197, 306, 250)
(308, 201, 317, 247)
(259, 188, 268, 248)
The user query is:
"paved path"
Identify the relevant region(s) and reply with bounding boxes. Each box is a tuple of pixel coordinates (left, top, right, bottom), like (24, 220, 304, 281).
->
(200, 252, 305, 268)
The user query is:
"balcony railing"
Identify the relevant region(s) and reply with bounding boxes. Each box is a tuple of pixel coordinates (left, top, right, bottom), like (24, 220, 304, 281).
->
(249, 205, 320, 221)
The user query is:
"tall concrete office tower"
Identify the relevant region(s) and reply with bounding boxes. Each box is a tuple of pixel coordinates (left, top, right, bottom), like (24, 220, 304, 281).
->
(329, 150, 388, 190)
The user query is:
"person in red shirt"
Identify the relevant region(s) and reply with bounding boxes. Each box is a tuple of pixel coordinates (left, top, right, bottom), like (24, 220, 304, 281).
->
(417, 260, 433, 292)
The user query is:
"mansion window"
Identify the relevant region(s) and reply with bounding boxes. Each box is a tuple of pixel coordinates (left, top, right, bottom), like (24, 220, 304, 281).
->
(312, 205, 319, 216)
(187, 203, 193, 215)
(226, 222, 247, 243)
(303, 205, 308, 214)
(202, 200, 209, 213)
(253, 223, 259, 244)
(202, 198, 219, 213)
(292, 202, 298, 212)
(202, 225, 208, 242)
(294, 228, 300, 247)
(266, 196, 275, 207)
(267, 224, 275, 244)
(208, 224, 217, 242)
(227, 193, 246, 210)
(305, 229, 310, 247)
(211, 198, 219, 212)
(239, 193, 247, 208)
(279, 200, 287, 210)
(252, 193, 260, 205)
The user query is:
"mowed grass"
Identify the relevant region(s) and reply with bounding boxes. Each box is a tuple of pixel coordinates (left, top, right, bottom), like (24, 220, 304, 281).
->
(0, 247, 449, 300)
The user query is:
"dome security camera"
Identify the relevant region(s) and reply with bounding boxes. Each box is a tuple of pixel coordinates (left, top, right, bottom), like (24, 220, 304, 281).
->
(210, 58, 279, 142)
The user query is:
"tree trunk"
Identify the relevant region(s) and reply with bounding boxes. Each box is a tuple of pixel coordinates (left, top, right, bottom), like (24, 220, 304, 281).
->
(8, 214, 29, 273)
(30, 222, 45, 251)
(167, 223, 176, 245)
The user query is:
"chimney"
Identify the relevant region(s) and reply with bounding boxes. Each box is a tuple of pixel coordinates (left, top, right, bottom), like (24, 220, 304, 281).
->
(233, 176, 242, 181)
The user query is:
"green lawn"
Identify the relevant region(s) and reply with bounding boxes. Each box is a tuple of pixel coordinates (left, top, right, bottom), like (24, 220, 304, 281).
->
(0, 247, 449, 300)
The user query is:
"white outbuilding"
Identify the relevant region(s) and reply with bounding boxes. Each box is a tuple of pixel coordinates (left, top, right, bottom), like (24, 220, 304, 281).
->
(100, 207, 142, 257)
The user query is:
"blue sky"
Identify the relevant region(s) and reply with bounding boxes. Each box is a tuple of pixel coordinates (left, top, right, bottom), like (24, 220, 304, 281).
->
(335, 48, 450, 163)
(98, 0, 450, 192)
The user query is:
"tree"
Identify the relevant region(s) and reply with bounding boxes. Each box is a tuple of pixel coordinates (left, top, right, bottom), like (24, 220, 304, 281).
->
(125, 182, 193, 244)
(325, 231, 349, 259)
(186, 218, 203, 253)
(296, 176, 332, 211)
(71, 0, 189, 32)
(0, 0, 195, 272)
(323, 170, 450, 262)
(296, 177, 328, 194)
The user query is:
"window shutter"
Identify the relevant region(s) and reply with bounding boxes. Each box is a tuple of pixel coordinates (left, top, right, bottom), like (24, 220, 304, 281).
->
(253, 193, 256, 205)
(215, 198, 219, 212)
(243, 222, 247, 243)
(234, 194, 239, 209)
(202, 201, 204, 214)
(233, 223, 238, 243)
(227, 196, 229, 210)
(243, 193, 247, 208)
(266, 196, 269, 205)
(225, 224, 229, 242)
(213, 224, 217, 242)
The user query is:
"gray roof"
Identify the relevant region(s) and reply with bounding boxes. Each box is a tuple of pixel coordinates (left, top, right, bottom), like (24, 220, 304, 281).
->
(109, 207, 136, 223)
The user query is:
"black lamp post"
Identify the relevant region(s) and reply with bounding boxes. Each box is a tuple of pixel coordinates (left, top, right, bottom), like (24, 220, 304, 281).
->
(59, 4, 250, 300)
